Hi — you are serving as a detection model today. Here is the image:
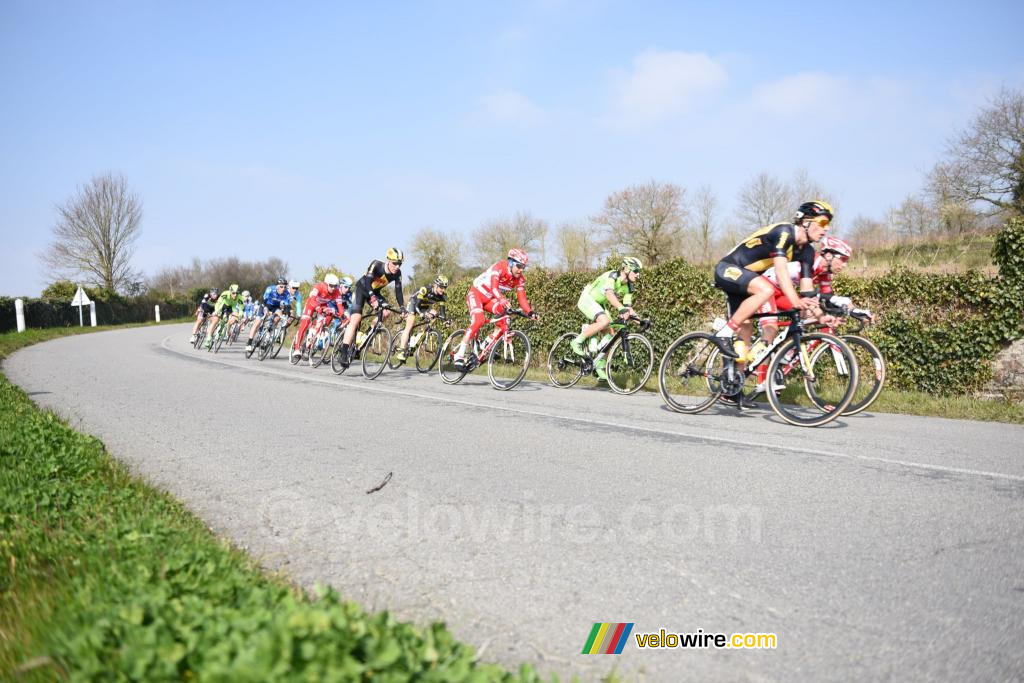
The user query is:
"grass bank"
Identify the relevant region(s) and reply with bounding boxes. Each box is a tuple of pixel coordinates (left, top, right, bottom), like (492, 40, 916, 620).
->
(0, 325, 546, 681)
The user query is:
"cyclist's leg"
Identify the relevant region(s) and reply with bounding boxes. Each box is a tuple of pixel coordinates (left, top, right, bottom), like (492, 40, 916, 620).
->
(572, 293, 609, 354)
(292, 300, 318, 352)
(204, 312, 221, 347)
(714, 262, 774, 347)
(456, 291, 487, 362)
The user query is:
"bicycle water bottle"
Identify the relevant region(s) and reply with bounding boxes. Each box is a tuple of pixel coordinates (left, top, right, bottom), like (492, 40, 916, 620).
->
(588, 337, 599, 354)
(747, 340, 768, 363)
(733, 339, 748, 362)
(356, 331, 366, 346)
(410, 332, 422, 350)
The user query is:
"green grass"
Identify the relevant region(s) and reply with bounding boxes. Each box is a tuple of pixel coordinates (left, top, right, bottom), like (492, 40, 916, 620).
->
(0, 324, 547, 681)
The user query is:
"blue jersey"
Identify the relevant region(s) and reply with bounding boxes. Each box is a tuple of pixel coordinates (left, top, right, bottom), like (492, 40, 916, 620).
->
(262, 285, 294, 312)
(243, 301, 256, 317)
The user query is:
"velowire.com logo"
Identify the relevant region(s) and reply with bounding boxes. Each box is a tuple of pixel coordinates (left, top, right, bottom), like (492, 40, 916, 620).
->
(581, 622, 634, 655)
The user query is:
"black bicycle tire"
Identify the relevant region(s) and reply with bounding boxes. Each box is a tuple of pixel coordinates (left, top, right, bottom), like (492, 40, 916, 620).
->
(657, 332, 723, 414)
(767, 333, 858, 427)
(487, 329, 531, 390)
(546, 332, 585, 388)
(606, 333, 654, 395)
(438, 329, 470, 384)
(414, 329, 443, 373)
(361, 327, 391, 379)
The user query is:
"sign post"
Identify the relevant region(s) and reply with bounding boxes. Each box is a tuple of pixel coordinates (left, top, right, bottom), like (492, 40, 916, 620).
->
(15, 298, 26, 332)
(71, 285, 92, 327)
(155, 305, 161, 322)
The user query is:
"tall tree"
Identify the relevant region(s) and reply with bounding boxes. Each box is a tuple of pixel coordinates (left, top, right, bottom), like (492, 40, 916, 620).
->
(592, 180, 688, 266)
(40, 172, 143, 293)
(471, 211, 548, 266)
(929, 87, 1024, 216)
(409, 227, 464, 285)
(735, 171, 792, 228)
(554, 221, 604, 271)
(692, 185, 718, 264)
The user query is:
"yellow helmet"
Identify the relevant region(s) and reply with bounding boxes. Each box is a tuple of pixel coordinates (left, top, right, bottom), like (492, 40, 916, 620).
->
(385, 247, 404, 264)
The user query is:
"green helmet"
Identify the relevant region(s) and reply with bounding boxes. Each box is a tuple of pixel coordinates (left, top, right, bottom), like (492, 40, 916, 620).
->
(433, 275, 450, 288)
(621, 256, 643, 273)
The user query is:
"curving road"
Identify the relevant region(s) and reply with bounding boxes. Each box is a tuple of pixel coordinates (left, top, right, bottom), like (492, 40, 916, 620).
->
(6, 324, 1024, 681)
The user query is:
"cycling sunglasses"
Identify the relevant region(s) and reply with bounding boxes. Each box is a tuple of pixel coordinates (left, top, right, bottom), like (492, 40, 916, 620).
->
(810, 216, 831, 228)
(510, 260, 527, 270)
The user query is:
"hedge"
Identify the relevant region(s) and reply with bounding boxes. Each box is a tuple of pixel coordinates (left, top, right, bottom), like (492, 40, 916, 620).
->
(0, 296, 193, 333)
(430, 218, 1024, 397)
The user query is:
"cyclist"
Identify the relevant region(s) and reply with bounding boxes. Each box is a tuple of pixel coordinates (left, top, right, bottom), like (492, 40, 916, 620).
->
(202, 284, 244, 349)
(241, 290, 256, 325)
(189, 288, 219, 344)
(394, 275, 449, 364)
(454, 248, 539, 366)
(291, 273, 347, 361)
(245, 277, 293, 353)
(569, 257, 642, 381)
(711, 200, 834, 406)
(336, 248, 406, 369)
(325, 276, 355, 340)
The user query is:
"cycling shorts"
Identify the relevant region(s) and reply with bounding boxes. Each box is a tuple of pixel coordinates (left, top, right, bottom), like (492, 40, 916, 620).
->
(577, 292, 607, 322)
(714, 261, 768, 317)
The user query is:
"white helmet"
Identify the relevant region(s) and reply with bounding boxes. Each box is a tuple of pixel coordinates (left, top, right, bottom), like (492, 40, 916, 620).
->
(289, 280, 300, 288)
(324, 273, 340, 287)
(241, 290, 250, 298)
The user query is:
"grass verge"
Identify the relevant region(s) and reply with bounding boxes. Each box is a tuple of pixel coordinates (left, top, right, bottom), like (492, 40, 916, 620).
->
(0, 325, 546, 681)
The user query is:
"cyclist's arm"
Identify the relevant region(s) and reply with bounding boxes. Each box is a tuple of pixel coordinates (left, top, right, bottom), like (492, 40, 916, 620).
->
(393, 277, 404, 308)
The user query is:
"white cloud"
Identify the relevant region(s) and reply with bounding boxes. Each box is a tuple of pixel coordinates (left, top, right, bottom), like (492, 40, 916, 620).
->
(477, 89, 546, 127)
(751, 72, 849, 118)
(608, 49, 728, 125)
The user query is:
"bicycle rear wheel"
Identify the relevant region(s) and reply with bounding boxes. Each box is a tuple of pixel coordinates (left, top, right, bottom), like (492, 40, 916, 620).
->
(310, 328, 330, 368)
(414, 329, 442, 373)
(607, 333, 654, 395)
(768, 333, 858, 427)
(658, 332, 726, 413)
(488, 329, 531, 390)
(546, 333, 585, 388)
(386, 332, 406, 370)
(361, 327, 392, 379)
(193, 321, 208, 349)
(438, 330, 470, 385)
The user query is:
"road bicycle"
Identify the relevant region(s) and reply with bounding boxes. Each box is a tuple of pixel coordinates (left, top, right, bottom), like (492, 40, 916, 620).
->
(546, 315, 654, 395)
(386, 313, 449, 373)
(290, 309, 338, 367)
(330, 302, 401, 379)
(815, 301, 886, 415)
(437, 308, 533, 390)
(658, 308, 859, 427)
(192, 316, 210, 350)
(206, 315, 232, 353)
(253, 312, 290, 361)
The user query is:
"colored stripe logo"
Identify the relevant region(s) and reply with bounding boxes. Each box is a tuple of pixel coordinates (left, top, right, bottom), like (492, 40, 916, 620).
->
(582, 622, 634, 654)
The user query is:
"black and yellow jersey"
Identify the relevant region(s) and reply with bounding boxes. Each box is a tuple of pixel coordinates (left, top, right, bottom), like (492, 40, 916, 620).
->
(407, 286, 447, 317)
(721, 222, 814, 276)
(357, 260, 404, 307)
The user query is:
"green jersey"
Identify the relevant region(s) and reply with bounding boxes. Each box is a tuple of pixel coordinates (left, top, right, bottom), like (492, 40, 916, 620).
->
(214, 290, 244, 315)
(584, 270, 633, 308)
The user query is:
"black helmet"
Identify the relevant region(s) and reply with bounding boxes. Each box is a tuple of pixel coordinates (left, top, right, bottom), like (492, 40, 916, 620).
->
(276, 277, 287, 285)
(795, 200, 834, 222)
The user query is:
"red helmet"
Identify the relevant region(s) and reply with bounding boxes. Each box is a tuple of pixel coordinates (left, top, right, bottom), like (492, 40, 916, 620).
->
(820, 236, 852, 258)
(507, 248, 529, 266)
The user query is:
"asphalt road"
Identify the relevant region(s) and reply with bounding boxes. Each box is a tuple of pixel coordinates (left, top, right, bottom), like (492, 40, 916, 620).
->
(6, 324, 1024, 681)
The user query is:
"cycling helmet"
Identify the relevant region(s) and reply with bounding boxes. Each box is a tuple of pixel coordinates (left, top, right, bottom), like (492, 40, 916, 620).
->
(433, 275, 450, 288)
(229, 284, 239, 294)
(289, 280, 300, 288)
(795, 200, 835, 223)
(508, 248, 529, 266)
(209, 288, 218, 297)
(386, 247, 404, 264)
(621, 256, 644, 272)
(340, 276, 354, 288)
(820, 236, 853, 259)
(276, 277, 287, 285)
(242, 290, 250, 298)
(324, 273, 340, 287)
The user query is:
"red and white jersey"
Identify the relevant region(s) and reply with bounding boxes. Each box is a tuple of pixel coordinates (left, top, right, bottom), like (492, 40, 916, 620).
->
(470, 260, 531, 313)
(763, 254, 834, 296)
(306, 282, 347, 309)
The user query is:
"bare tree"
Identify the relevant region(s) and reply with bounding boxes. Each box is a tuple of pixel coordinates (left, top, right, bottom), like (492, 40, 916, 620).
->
(592, 180, 688, 266)
(736, 171, 792, 228)
(790, 168, 832, 207)
(409, 227, 464, 284)
(40, 173, 143, 293)
(471, 211, 548, 266)
(692, 185, 718, 263)
(148, 256, 288, 296)
(928, 87, 1024, 216)
(554, 221, 605, 271)
(887, 196, 937, 239)
(846, 214, 891, 249)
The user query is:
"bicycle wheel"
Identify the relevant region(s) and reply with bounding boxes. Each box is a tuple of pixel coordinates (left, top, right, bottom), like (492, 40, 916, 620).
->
(361, 327, 392, 379)
(438, 329, 470, 385)
(310, 328, 330, 368)
(414, 329, 442, 373)
(546, 332, 585, 388)
(289, 331, 304, 365)
(606, 333, 654, 395)
(193, 321, 208, 349)
(330, 336, 349, 375)
(488, 329, 531, 390)
(836, 335, 885, 415)
(767, 333, 858, 427)
(213, 324, 227, 353)
(257, 328, 273, 361)
(386, 332, 406, 370)
(245, 325, 261, 359)
(658, 332, 728, 414)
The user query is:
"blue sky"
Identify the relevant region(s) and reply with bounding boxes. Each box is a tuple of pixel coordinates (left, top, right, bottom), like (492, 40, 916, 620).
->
(2, 0, 1023, 296)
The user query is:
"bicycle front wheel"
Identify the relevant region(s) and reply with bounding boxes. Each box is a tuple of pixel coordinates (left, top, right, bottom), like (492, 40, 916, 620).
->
(488, 329, 531, 390)
(837, 335, 885, 415)
(768, 333, 858, 427)
(546, 333, 585, 388)
(361, 327, 392, 379)
(438, 330, 470, 384)
(658, 332, 726, 414)
(607, 333, 654, 395)
(415, 330, 443, 373)
(386, 332, 405, 370)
